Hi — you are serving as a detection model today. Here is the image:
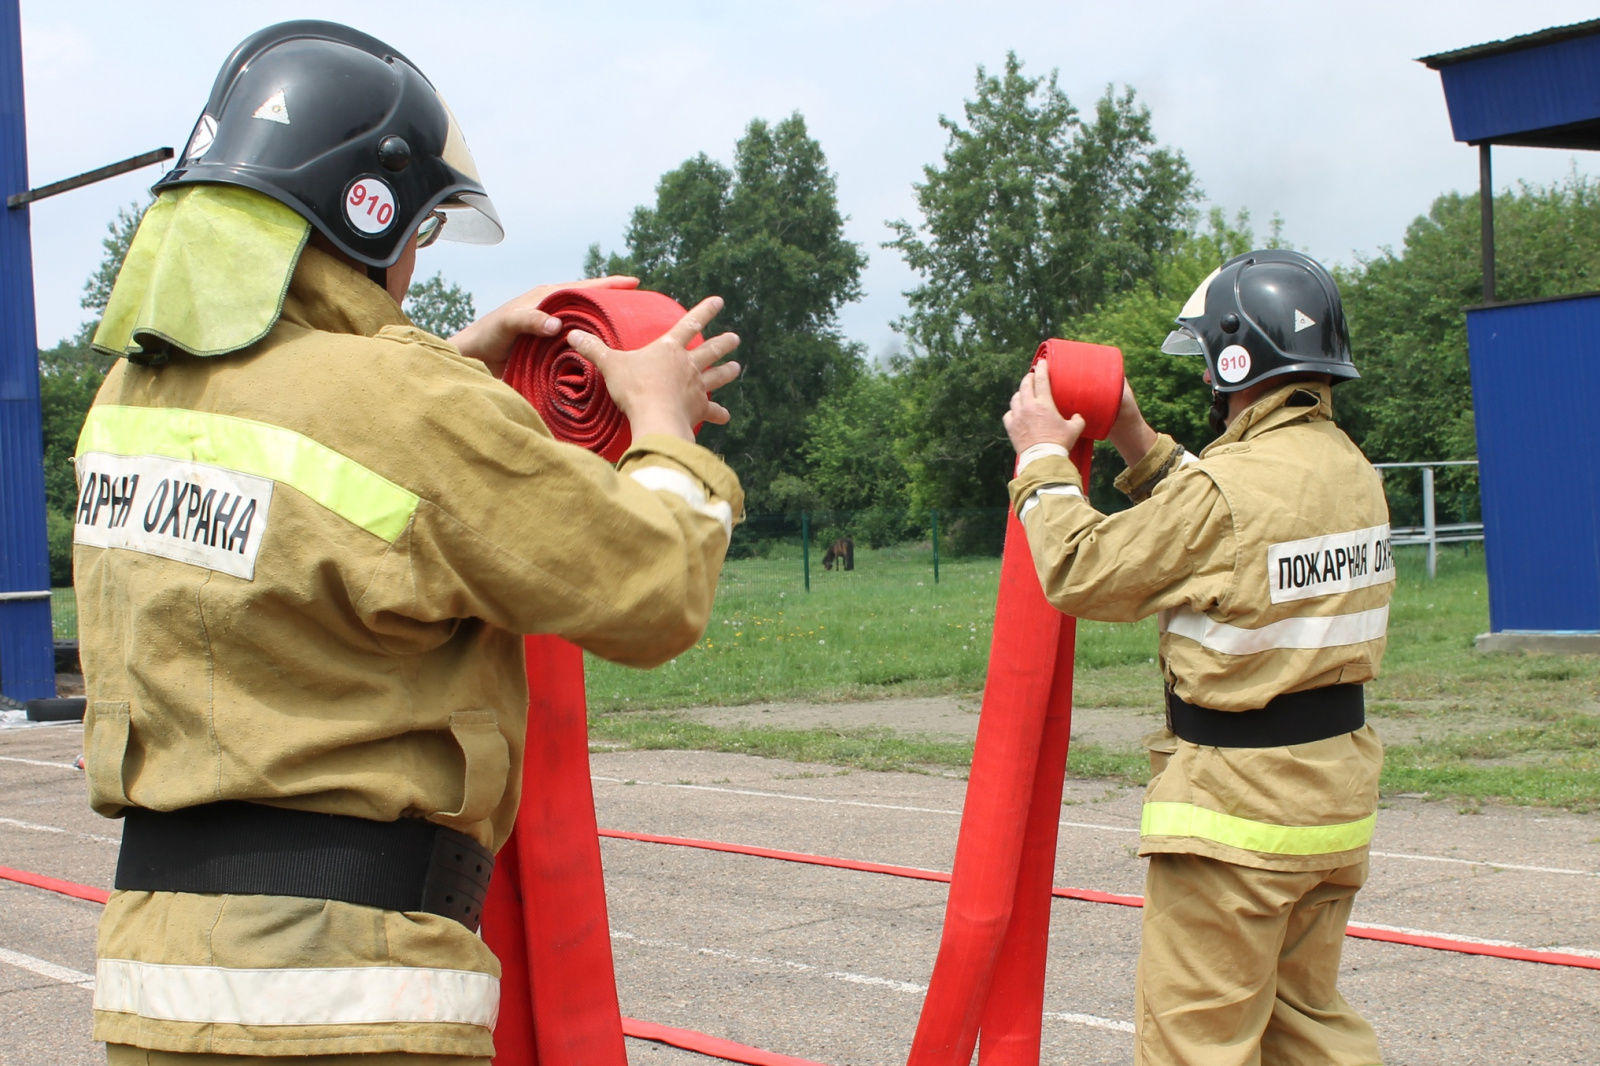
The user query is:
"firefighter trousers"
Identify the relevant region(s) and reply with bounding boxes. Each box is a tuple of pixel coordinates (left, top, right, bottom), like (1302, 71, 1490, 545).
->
(1135, 852, 1382, 1066)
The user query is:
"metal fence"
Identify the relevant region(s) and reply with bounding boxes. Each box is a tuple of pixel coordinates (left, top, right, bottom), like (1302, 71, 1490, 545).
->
(1373, 461, 1483, 579)
(733, 508, 1010, 592)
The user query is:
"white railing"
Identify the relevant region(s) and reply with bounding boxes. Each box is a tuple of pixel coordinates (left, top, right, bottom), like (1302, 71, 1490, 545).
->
(1373, 460, 1482, 579)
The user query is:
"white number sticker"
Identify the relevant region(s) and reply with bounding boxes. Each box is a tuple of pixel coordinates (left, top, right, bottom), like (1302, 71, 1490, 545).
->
(1216, 344, 1252, 384)
(345, 177, 398, 235)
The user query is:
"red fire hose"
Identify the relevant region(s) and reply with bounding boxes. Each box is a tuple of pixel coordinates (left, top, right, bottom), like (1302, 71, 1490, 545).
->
(501, 288, 700, 462)
(484, 288, 701, 1066)
(906, 340, 1124, 1066)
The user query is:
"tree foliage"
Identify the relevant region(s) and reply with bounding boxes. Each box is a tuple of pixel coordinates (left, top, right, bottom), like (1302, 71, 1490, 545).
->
(587, 113, 867, 510)
(887, 55, 1199, 508)
(405, 271, 477, 338)
(1064, 208, 1259, 502)
(38, 203, 145, 582)
(1338, 171, 1600, 464)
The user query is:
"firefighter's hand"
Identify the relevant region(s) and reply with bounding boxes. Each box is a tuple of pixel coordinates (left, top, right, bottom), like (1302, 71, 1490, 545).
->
(1108, 379, 1159, 467)
(449, 275, 641, 378)
(566, 296, 742, 443)
(1005, 358, 1085, 455)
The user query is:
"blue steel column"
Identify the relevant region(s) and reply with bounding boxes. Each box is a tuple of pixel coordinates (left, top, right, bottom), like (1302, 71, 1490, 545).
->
(0, 0, 57, 700)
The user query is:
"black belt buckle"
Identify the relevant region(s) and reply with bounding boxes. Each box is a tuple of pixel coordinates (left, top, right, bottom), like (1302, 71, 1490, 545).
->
(422, 829, 495, 931)
(114, 801, 495, 931)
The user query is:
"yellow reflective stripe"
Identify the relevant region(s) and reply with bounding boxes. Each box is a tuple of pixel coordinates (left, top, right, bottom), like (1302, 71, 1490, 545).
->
(78, 405, 418, 543)
(1141, 801, 1375, 856)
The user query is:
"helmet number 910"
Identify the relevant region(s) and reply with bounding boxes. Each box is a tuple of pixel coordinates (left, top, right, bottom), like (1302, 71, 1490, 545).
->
(345, 177, 397, 236)
(1216, 344, 1252, 384)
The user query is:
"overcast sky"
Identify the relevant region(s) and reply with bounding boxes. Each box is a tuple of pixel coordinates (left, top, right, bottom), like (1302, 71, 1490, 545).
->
(16, 1, 1600, 351)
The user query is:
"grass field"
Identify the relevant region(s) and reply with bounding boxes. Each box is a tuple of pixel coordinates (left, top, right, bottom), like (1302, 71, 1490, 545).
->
(49, 540, 1600, 807)
(585, 541, 1600, 809)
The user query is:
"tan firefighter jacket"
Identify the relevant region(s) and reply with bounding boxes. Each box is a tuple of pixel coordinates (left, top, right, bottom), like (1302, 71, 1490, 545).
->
(74, 245, 742, 1058)
(1009, 382, 1392, 873)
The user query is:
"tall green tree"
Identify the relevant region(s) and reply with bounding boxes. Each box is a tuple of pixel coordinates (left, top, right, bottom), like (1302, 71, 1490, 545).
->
(1338, 172, 1600, 465)
(1067, 208, 1262, 459)
(888, 54, 1198, 508)
(38, 202, 145, 582)
(587, 113, 867, 510)
(405, 272, 477, 337)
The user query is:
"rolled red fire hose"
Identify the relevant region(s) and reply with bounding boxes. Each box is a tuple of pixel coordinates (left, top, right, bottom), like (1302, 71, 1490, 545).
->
(484, 287, 700, 1066)
(906, 339, 1123, 1066)
(502, 287, 700, 463)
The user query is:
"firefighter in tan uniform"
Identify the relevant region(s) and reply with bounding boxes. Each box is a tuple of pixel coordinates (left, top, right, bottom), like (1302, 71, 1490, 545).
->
(75, 22, 743, 1065)
(1004, 250, 1391, 1066)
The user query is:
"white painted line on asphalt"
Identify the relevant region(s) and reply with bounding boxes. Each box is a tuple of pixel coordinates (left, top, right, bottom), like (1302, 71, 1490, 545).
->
(0, 815, 118, 845)
(610, 929, 1132, 1035)
(0, 754, 78, 770)
(592, 775, 1139, 835)
(595, 777, 1600, 878)
(1368, 850, 1599, 878)
(1349, 922, 1600, 959)
(823, 971, 927, 995)
(0, 945, 95, 990)
(1044, 1010, 1135, 1034)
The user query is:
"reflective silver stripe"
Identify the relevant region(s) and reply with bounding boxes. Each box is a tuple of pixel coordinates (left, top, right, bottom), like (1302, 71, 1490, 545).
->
(0, 591, 52, 602)
(1015, 442, 1071, 475)
(1165, 604, 1389, 655)
(628, 466, 733, 540)
(1019, 483, 1083, 522)
(93, 959, 499, 1028)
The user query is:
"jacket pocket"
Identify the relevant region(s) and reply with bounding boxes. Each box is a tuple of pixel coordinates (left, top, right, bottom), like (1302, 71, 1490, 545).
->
(437, 710, 511, 829)
(85, 700, 132, 814)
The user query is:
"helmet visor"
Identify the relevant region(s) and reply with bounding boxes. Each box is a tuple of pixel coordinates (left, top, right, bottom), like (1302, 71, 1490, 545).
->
(433, 190, 503, 245)
(1161, 327, 1205, 357)
(432, 95, 503, 245)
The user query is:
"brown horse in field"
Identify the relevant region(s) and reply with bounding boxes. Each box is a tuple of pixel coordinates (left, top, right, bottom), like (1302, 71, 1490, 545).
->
(822, 536, 854, 571)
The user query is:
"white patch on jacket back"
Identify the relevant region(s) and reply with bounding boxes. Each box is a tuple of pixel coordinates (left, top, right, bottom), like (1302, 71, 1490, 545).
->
(1267, 523, 1394, 603)
(73, 452, 273, 580)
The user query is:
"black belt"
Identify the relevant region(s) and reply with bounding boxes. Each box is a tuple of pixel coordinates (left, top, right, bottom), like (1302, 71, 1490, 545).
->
(114, 801, 494, 931)
(1165, 683, 1364, 748)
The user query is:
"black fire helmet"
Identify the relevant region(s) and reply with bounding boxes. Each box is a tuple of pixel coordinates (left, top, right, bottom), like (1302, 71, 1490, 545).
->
(1161, 249, 1358, 393)
(154, 20, 503, 272)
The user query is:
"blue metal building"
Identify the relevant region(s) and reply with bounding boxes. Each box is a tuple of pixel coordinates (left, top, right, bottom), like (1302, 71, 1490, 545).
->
(0, 0, 55, 700)
(1422, 21, 1600, 650)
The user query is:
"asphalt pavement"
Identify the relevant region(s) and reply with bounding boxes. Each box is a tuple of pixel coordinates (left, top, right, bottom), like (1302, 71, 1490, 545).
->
(3, 722, 1599, 1065)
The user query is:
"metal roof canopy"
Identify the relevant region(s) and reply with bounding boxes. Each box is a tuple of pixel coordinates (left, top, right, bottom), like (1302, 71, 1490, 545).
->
(1422, 22, 1600, 642)
(1420, 19, 1600, 304)
(1421, 19, 1600, 149)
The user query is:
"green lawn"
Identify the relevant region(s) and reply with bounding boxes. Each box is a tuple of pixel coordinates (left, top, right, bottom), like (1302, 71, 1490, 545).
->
(584, 542, 1158, 711)
(588, 541, 1600, 809)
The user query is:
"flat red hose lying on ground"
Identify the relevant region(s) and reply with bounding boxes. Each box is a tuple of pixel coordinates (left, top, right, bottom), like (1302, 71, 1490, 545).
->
(503, 288, 698, 463)
(587, 832, 1600, 971)
(907, 340, 1124, 1066)
(485, 287, 698, 1066)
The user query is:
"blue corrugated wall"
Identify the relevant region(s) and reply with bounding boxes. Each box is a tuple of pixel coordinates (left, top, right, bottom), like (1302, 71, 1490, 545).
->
(0, 0, 57, 699)
(1439, 33, 1600, 144)
(1467, 295, 1600, 633)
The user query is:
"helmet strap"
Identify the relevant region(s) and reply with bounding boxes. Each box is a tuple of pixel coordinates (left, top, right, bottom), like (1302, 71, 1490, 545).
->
(1207, 389, 1229, 437)
(367, 264, 388, 291)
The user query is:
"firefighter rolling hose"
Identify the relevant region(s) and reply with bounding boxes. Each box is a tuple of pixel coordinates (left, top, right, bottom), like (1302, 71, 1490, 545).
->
(1004, 249, 1391, 1066)
(73, 20, 741, 1065)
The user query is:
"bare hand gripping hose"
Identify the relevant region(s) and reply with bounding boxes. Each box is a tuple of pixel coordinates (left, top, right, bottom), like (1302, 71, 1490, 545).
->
(502, 288, 701, 462)
(485, 288, 701, 1066)
(906, 339, 1124, 1066)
